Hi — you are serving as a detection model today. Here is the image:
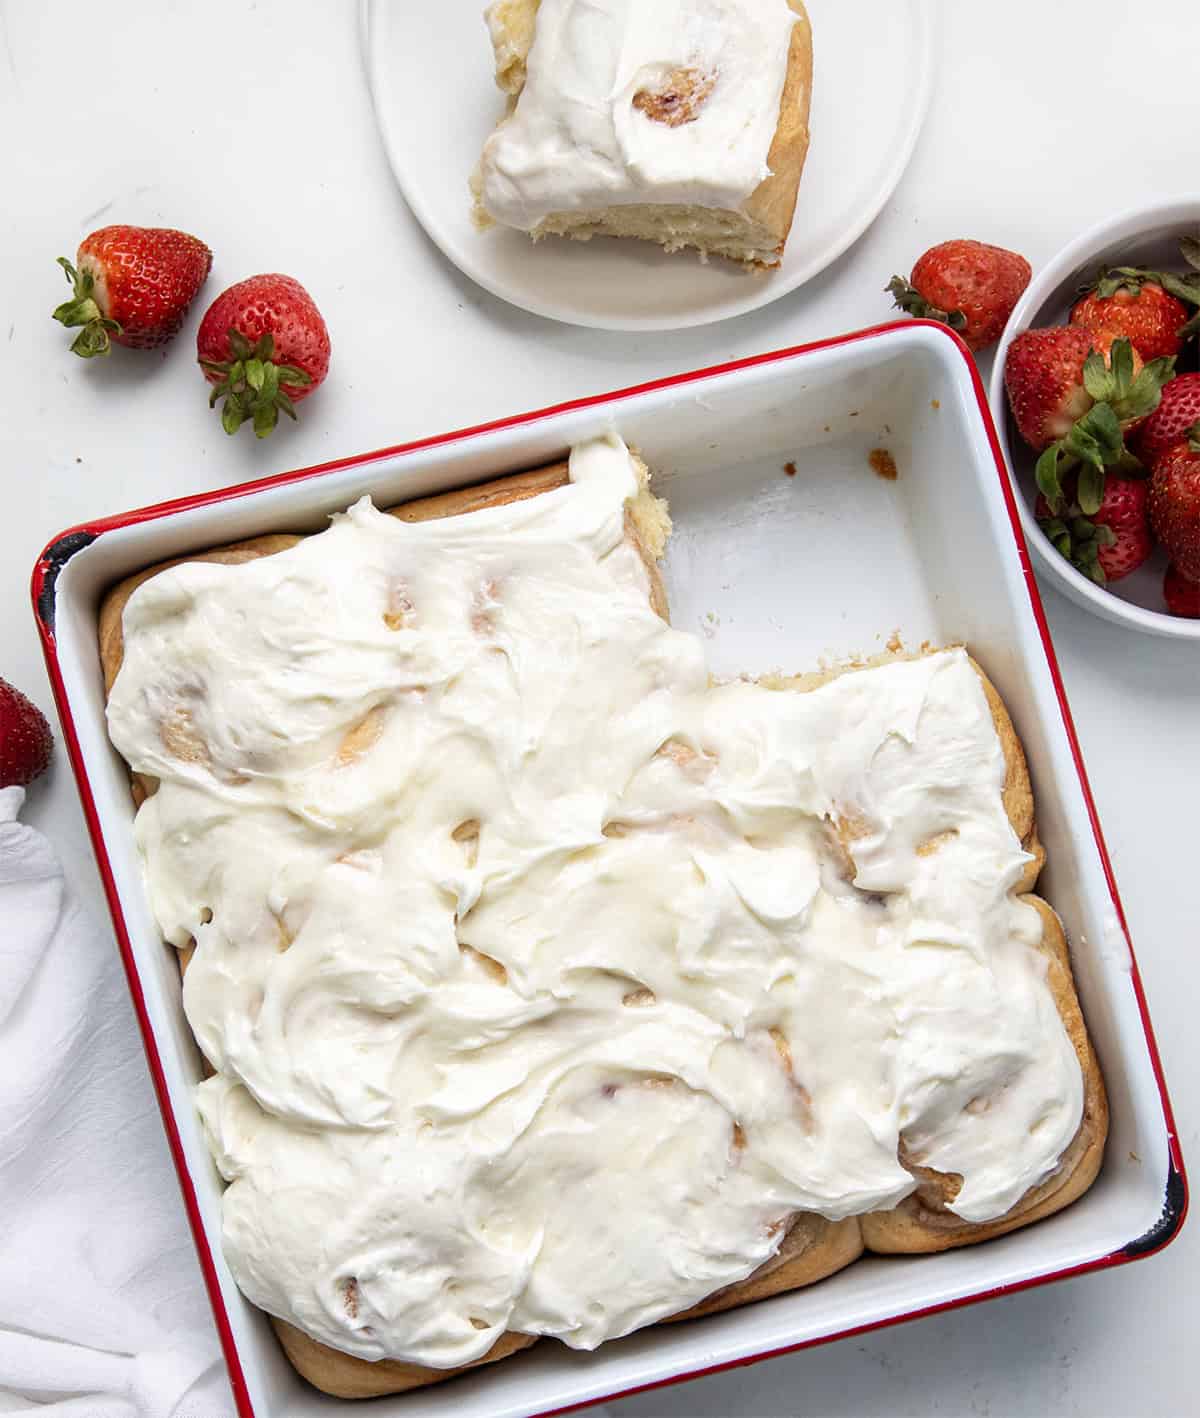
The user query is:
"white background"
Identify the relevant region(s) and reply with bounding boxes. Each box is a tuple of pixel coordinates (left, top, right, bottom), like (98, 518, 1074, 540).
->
(2, 1, 1198, 1414)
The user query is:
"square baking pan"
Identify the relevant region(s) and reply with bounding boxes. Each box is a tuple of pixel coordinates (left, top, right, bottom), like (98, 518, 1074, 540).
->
(32, 321, 1185, 1418)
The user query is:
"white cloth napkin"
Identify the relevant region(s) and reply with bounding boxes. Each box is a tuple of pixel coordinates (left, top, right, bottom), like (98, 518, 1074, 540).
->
(0, 787, 234, 1418)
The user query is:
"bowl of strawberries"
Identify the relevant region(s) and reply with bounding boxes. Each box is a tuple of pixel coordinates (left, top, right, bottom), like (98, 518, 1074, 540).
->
(990, 198, 1200, 638)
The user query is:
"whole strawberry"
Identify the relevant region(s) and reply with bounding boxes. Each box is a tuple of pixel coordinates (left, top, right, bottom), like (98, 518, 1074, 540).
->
(1036, 473, 1152, 584)
(1005, 326, 1102, 450)
(1071, 281, 1189, 362)
(52, 225, 212, 357)
(1021, 335, 1174, 528)
(1135, 373, 1200, 467)
(888, 240, 1031, 352)
(1005, 328, 1170, 450)
(197, 275, 331, 438)
(1148, 437, 1200, 581)
(0, 679, 53, 788)
(1076, 241, 1200, 347)
(1163, 562, 1200, 618)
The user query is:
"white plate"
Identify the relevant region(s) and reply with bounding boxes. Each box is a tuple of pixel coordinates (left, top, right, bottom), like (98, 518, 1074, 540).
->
(361, 0, 937, 331)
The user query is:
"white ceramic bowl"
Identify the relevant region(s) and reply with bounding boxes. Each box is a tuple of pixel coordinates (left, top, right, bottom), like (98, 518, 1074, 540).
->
(989, 197, 1200, 641)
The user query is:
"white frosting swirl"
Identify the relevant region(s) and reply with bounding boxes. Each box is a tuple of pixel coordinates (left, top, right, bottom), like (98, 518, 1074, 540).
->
(106, 435, 1084, 1368)
(478, 0, 799, 231)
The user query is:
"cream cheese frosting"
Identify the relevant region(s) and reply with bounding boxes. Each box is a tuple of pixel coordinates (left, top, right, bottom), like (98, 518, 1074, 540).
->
(477, 0, 798, 232)
(106, 435, 1084, 1368)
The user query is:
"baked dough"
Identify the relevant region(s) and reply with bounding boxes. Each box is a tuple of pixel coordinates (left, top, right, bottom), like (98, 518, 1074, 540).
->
(98, 462, 1106, 1399)
(859, 896, 1108, 1253)
(473, 0, 814, 268)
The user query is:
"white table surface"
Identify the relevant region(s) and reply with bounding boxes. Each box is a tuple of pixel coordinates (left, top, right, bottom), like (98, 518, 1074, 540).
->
(2, 1, 1198, 1414)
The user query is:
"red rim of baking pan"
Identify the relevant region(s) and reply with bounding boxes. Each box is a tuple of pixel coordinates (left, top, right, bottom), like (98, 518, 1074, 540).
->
(29, 319, 1187, 1418)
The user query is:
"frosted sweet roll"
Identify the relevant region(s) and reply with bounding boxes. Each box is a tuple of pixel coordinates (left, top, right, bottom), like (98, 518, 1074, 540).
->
(102, 435, 1105, 1396)
(473, 0, 814, 266)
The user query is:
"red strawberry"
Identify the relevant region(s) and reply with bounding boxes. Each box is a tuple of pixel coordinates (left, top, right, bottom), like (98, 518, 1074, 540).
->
(1163, 562, 1200, 617)
(196, 275, 331, 439)
(1005, 326, 1100, 450)
(1010, 326, 1171, 520)
(888, 240, 1031, 352)
(1024, 332, 1169, 544)
(1090, 476, 1153, 581)
(1071, 281, 1188, 362)
(0, 679, 53, 788)
(1036, 473, 1152, 584)
(1148, 438, 1200, 581)
(52, 225, 212, 357)
(1076, 243, 1200, 349)
(1135, 373, 1200, 467)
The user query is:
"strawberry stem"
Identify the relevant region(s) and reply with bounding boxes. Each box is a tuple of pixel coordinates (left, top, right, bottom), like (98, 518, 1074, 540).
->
(1080, 339, 1175, 423)
(886, 276, 968, 335)
(1037, 508, 1115, 585)
(51, 257, 122, 358)
(203, 329, 313, 439)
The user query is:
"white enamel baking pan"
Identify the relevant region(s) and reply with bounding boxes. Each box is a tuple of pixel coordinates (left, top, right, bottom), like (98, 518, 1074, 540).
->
(32, 322, 1185, 1418)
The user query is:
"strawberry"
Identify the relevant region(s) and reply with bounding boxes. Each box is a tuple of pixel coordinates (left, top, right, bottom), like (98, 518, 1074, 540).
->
(1134, 373, 1200, 467)
(1006, 327, 1170, 446)
(1148, 436, 1200, 581)
(887, 240, 1031, 352)
(1005, 326, 1102, 451)
(0, 679, 53, 788)
(1071, 281, 1188, 362)
(1079, 237, 1200, 345)
(1010, 332, 1174, 524)
(196, 274, 331, 438)
(52, 225, 212, 358)
(1163, 562, 1200, 617)
(1036, 473, 1152, 585)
